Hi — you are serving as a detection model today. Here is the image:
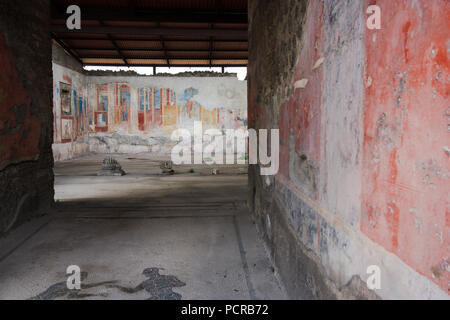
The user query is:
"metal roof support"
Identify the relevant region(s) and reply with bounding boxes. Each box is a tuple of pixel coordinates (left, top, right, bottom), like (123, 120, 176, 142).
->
(51, 7, 247, 24)
(156, 22, 170, 68)
(50, 0, 248, 68)
(99, 20, 129, 67)
(51, 25, 248, 38)
(52, 34, 83, 65)
(70, 48, 248, 54)
(57, 38, 248, 43)
(83, 63, 247, 68)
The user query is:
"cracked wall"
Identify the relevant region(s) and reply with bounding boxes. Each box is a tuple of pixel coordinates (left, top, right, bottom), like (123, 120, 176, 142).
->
(249, 0, 448, 299)
(52, 44, 248, 160)
(361, 0, 449, 293)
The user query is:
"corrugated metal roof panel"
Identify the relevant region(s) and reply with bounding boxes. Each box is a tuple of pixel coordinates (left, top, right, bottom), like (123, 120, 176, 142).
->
(56, 0, 129, 7)
(213, 52, 248, 59)
(127, 59, 168, 65)
(82, 58, 126, 64)
(52, 0, 247, 67)
(115, 40, 163, 49)
(122, 50, 166, 58)
(212, 59, 247, 65)
(103, 21, 159, 28)
(56, 33, 109, 39)
(159, 22, 210, 29)
(76, 49, 119, 57)
(167, 51, 210, 58)
(214, 41, 248, 50)
(214, 23, 247, 29)
(164, 41, 210, 50)
(170, 59, 210, 65)
(64, 39, 116, 49)
(162, 35, 211, 41)
(55, 0, 246, 10)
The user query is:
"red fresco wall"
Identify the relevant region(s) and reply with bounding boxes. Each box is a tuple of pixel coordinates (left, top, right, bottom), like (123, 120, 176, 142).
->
(362, 0, 449, 291)
(249, 0, 448, 296)
(0, 33, 40, 169)
(278, 0, 323, 201)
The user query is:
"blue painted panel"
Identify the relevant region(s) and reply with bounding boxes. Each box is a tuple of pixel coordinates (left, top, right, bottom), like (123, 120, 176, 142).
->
(73, 89, 77, 116)
(155, 89, 161, 110)
(121, 91, 131, 121)
(139, 88, 145, 111)
(101, 96, 108, 111)
(79, 97, 83, 114)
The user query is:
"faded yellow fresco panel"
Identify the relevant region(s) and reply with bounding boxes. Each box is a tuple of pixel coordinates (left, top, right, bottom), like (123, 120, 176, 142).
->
(199, 107, 218, 126)
(163, 104, 178, 126)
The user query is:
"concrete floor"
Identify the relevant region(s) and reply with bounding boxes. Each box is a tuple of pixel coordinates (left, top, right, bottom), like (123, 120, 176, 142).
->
(0, 154, 286, 300)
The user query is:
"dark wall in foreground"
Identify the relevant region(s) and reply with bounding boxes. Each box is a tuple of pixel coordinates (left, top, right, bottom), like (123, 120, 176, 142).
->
(0, 0, 54, 234)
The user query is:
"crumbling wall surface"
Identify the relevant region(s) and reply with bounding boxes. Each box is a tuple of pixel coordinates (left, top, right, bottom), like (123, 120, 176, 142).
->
(52, 56, 248, 160)
(361, 0, 449, 295)
(248, 0, 448, 299)
(0, 0, 54, 234)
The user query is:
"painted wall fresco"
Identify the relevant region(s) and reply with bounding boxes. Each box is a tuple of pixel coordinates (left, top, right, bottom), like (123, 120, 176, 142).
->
(248, 0, 448, 298)
(52, 64, 247, 160)
(85, 83, 245, 135)
(361, 0, 449, 293)
(52, 64, 87, 152)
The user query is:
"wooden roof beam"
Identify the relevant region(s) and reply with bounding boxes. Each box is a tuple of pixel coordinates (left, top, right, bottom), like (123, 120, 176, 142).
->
(51, 25, 248, 38)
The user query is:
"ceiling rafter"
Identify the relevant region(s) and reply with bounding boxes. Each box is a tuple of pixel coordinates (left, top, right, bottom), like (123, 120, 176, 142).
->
(57, 38, 248, 43)
(157, 22, 170, 68)
(50, 0, 248, 68)
(70, 48, 248, 53)
(209, 23, 214, 68)
(51, 7, 247, 24)
(51, 25, 248, 38)
(53, 35, 83, 64)
(82, 63, 248, 68)
(98, 20, 129, 66)
(81, 55, 248, 60)
(50, 1, 84, 64)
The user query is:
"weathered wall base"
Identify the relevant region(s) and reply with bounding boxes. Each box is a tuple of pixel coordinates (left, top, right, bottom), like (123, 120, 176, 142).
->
(249, 165, 379, 299)
(52, 142, 90, 162)
(250, 165, 448, 299)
